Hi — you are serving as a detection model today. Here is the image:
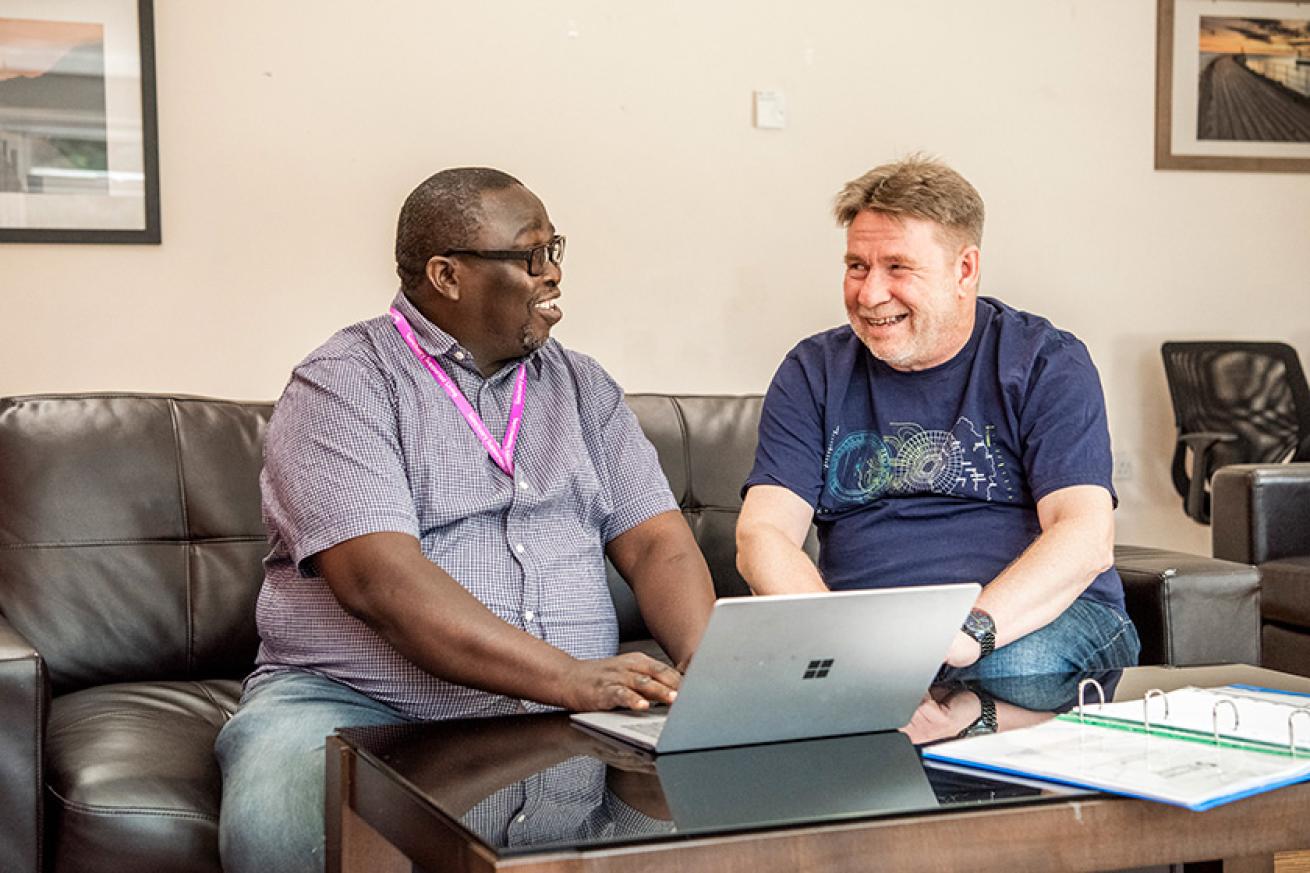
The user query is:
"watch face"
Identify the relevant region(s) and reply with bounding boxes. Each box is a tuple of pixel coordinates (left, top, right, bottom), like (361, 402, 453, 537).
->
(963, 608, 995, 636)
(963, 609, 996, 655)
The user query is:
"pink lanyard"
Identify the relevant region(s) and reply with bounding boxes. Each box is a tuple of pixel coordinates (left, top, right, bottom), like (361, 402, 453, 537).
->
(389, 307, 526, 477)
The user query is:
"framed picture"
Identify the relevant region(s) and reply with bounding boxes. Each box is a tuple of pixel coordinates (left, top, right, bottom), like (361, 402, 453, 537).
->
(0, 0, 158, 242)
(1156, 0, 1310, 172)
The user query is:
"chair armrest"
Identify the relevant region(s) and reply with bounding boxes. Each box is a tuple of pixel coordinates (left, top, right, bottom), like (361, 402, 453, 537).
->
(1212, 463, 1310, 565)
(1115, 544, 1260, 667)
(0, 615, 47, 873)
(1174, 431, 1237, 524)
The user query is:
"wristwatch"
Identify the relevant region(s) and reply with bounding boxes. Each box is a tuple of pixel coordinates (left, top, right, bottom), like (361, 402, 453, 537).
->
(961, 607, 996, 658)
(955, 691, 999, 738)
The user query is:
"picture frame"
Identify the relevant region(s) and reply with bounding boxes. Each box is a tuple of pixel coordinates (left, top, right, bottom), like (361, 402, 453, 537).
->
(1156, 0, 1310, 173)
(0, 0, 159, 242)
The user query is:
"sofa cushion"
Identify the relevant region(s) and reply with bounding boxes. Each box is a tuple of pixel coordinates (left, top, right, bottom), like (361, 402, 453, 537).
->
(45, 679, 239, 873)
(1259, 556, 1310, 628)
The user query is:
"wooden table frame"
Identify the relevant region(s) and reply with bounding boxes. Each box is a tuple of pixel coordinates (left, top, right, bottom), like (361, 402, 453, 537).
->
(326, 732, 1310, 873)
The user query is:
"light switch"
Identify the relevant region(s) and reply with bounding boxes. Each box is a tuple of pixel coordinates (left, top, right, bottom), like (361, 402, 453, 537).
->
(753, 90, 787, 129)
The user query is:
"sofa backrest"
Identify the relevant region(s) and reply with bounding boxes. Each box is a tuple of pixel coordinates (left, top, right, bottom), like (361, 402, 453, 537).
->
(0, 394, 272, 694)
(0, 391, 788, 692)
(606, 394, 817, 640)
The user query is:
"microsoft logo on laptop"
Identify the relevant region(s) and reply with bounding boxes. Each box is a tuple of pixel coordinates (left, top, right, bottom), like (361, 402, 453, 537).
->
(802, 658, 834, 679)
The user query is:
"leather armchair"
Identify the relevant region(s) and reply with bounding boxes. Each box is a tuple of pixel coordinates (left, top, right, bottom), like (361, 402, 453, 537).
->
(1213, 462, 1310, 677)
(0, 392, 1263, 873)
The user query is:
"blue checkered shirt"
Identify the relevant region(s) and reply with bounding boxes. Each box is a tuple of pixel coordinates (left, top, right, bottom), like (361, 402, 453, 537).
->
(249, 291, 677, 719)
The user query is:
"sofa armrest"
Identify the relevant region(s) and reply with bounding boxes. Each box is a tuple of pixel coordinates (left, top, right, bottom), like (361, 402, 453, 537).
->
(0, 615, 46, 873)
(1212, 463, 1310, 565)
(1115, 544, 1260, 667)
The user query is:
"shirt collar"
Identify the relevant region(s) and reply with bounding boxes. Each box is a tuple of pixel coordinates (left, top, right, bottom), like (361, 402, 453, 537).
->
(388, 290, 546, 381)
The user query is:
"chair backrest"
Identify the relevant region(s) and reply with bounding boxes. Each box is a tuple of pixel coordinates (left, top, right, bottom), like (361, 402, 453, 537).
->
(0, 394, 272, 694)
(1161, 341, 1310, 522)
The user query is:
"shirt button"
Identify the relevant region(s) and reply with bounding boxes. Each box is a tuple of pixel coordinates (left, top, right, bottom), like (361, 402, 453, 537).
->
(524, 610, 535, 622)
(516, 814, 527, 824)
(518, 480, 530, 490)
(515, 543, 525, 554)
(454, 351, 465, 361)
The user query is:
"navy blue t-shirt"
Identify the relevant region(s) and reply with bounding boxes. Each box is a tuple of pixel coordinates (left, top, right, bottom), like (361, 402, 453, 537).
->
(745, 296, 1124, 611)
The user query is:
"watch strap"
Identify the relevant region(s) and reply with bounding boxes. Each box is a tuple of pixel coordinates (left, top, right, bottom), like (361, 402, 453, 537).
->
(955, 692, 998, 738)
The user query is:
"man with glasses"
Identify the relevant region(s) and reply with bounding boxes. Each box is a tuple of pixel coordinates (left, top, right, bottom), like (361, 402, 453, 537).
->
(215, 167, 715, 873)
(736, 155, 1139, 692)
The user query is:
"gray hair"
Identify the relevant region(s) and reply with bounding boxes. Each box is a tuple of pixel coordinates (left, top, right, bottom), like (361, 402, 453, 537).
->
(833, 154, 984, 249)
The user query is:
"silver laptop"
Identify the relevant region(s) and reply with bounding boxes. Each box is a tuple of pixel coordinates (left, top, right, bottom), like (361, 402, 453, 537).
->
(570, 583, 979, 753)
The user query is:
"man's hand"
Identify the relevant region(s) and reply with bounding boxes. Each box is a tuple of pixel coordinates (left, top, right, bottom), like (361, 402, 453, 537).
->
(900, 688, 983, 744)
(562, 652, 682, 712)
(943, 630, 982, 669)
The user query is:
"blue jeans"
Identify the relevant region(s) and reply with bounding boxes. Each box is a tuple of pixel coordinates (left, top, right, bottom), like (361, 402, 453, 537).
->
(214, 670, 415, 873)
(940, 598, 1140, 688)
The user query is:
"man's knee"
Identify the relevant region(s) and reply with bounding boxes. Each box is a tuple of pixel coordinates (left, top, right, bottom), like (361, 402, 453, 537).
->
(975, 600, 1140, 681)
(217, 710, 332, 873)
(979, 630, 1076, 678)
(215, 672, 409, 873)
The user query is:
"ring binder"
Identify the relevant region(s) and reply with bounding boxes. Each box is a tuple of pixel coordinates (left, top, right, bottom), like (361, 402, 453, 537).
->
(1289, 708, 1310, 756)
(925, 683, 1310, 811)
(1144, 688, 1170, 731)
(1076, 678, 1105, 724)
(1212, 698, 1240, 744)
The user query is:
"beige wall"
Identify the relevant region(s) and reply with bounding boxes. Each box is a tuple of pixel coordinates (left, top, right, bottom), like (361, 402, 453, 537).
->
(3, 0, 1308, 556)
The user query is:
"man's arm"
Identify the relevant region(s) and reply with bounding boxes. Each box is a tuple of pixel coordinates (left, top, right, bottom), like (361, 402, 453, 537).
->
(605, 505, 712, 663)
(317, 531, 682, 711)
(605, 510, 715, 669)
(944, 484, 1115, 667)
(900, 686, 1056, 744)
(735, 484, 826, 595)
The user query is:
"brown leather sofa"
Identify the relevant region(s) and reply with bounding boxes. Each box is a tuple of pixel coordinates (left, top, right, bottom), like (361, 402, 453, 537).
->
(1213, 462, 1310, 677)
(0, 392, 1262, 873)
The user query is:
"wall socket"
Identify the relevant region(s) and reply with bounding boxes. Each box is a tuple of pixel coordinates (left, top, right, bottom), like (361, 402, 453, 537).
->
(753, 90, 787, 129)
(1113, 456, 1135, 482)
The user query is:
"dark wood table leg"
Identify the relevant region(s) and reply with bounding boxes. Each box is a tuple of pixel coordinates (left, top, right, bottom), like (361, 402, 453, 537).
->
(327, 735, 412, 873)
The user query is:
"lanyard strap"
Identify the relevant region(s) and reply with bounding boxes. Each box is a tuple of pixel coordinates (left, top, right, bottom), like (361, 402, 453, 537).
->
(388, 307, 526, 477)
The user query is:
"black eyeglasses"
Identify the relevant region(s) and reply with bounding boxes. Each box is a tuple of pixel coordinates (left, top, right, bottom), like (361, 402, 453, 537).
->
(442, 234, 566, 277)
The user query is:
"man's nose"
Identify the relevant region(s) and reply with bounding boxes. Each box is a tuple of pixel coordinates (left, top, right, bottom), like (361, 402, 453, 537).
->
(857, 271, 890, 308)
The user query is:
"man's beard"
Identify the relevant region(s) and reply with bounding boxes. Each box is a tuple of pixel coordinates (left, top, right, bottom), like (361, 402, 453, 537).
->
(520, 327, 547, 355)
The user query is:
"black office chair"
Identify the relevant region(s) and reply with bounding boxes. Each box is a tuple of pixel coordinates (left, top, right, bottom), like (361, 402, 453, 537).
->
(1161, 341, 1310, 524)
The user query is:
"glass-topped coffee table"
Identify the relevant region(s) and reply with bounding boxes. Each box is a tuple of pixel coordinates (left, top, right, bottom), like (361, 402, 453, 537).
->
(325, 664, 1310, 873)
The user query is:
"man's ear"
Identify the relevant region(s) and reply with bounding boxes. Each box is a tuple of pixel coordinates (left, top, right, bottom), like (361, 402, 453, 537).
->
(426, 255, 460, 301)
(955, 245, 981, 295)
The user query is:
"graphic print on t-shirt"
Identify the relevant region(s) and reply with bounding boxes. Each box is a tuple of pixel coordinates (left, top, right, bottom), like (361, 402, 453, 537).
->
(823, 417, 1016, 511)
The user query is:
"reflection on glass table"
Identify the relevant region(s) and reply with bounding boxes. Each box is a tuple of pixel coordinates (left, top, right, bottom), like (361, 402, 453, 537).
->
(344, 671, 1130, 854)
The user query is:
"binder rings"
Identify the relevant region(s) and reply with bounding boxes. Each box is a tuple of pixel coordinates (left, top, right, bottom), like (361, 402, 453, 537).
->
(922, 682, 1310, 811)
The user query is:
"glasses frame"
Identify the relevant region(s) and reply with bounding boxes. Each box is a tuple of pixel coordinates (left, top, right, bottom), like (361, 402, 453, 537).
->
(441, 234, 566, 277)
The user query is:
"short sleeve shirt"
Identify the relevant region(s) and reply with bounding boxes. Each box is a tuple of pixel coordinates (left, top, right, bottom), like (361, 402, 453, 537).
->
(744, 296, 1124, 611)
(249, 292, 678, 720)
